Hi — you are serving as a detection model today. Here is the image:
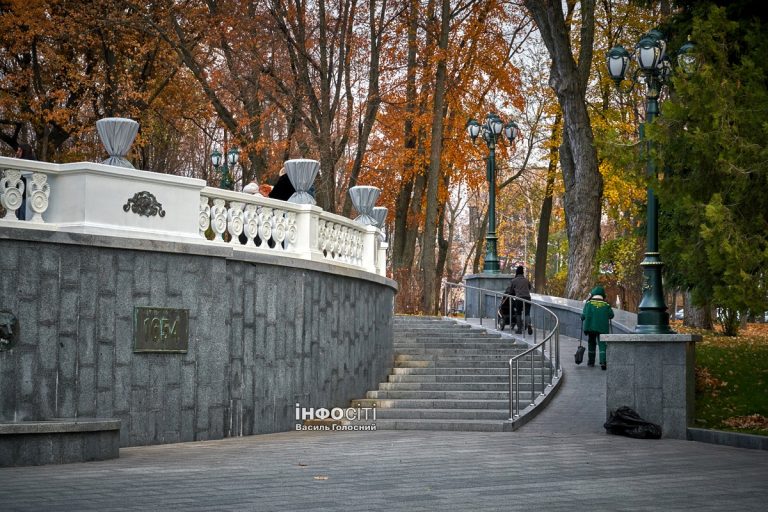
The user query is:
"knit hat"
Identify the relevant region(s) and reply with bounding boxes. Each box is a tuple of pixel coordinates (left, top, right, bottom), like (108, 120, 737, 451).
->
(515, 265, 524, 276)
(590, 285, 606, 298)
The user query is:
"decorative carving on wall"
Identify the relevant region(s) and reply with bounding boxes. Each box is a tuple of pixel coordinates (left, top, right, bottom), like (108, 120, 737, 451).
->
(123, 191, 166, 218)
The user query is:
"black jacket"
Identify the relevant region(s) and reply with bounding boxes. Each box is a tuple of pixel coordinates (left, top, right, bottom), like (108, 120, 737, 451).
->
(268, 174, 295, 201)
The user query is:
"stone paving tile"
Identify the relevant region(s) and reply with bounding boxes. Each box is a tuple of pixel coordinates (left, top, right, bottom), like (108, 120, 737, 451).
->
(2, 430, 767, 511)
(2, 327, 767, 511)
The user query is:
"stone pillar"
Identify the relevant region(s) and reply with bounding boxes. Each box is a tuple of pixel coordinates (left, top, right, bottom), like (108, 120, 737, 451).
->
(463, 274, 513, 319)
(602, 334, 700, 439)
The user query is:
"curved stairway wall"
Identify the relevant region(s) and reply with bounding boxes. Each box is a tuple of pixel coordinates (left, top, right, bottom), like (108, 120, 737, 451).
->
(0, 228, 396, 447)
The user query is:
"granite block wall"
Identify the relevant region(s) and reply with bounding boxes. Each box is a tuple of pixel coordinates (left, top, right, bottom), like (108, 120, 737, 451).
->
(603, 334, 699, 439)
(0, 232, 395, 447)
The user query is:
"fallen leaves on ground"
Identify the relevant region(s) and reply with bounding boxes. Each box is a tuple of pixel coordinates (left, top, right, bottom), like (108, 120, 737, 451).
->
(696, 366, 727, 393)
(722, 414, 768, 430)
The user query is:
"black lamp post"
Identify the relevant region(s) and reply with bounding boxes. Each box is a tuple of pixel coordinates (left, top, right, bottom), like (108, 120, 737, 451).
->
(467, 113, 520, 274)
(607, 31, 695, 334)
(211, 146, 239, 190)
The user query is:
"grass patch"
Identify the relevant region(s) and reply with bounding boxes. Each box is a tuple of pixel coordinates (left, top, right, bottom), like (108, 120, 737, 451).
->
(676, 322, 768, 436)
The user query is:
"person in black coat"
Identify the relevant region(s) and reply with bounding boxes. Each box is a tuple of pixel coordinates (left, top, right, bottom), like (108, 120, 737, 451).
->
(508, 265, 534, 335)
(268, 168, 295, 201)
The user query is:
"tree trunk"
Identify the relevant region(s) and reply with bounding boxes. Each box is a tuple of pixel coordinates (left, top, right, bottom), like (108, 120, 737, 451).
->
(534, 113, 561, 292)
(419, 0, 451, 314)
(683, 290, 712, 329)
(472, 209, 489, 274)
(524, 0, 602, 300)
(391, 0, 420, 272)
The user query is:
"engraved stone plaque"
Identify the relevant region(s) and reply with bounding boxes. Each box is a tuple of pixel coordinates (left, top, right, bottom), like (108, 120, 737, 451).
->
(133, 307, 189, 353)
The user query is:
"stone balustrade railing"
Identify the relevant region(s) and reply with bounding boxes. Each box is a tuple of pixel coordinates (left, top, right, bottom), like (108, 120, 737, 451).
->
(0, 156, 386, 276)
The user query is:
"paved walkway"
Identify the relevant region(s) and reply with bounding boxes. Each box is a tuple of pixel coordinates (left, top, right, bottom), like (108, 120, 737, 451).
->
(2, 331, 767, 511)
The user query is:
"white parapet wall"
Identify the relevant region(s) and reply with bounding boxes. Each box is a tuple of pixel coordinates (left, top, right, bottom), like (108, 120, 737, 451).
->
(0, 156, 386, 277)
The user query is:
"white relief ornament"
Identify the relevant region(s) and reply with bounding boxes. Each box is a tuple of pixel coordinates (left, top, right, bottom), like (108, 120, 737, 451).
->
(318, 220, 329, 252)
(228, 201, 245, 243)
(0, 169, 24, 218)
(243, 204, 259, 245)
(284, 212, 297, 249)
(354, 233, 364, 262)
(259, 207, 273, 246)
(340, 227, 350, 261)
(210, 198, 227, 241)
(199, 197, 211, 237)
(28, 173, 50, 223)
(272, 210, 287, 245)
(330, 224, 340, 258)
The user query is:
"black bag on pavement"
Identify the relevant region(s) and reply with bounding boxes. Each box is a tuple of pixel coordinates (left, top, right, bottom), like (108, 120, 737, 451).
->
(574, 331, 585, 364)
(604, 406, 662, 439)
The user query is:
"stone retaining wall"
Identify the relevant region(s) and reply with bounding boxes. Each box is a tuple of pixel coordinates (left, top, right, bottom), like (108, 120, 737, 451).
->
(0, 228, 395, 447)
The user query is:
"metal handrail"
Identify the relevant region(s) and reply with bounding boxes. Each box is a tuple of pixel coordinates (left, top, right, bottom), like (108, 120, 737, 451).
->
(442, 281, 561, 421)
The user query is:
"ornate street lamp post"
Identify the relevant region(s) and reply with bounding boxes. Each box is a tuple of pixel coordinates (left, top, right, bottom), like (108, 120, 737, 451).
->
(211, 146, 240, 190)
(467, 113, 519, 274)
(607, 31, 695, 334)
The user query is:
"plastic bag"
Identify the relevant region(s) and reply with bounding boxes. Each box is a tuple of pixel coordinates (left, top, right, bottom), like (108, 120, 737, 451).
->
(604, 406, 662, 439)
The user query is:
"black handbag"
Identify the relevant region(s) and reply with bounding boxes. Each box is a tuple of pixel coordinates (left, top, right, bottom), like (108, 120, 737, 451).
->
(574, 331, 585, 364)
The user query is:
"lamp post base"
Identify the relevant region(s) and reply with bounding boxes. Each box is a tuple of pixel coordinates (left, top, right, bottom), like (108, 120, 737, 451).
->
(634, 252, 675, 334)
(483, 233, 500, 274)
(635, 313, 675, 334)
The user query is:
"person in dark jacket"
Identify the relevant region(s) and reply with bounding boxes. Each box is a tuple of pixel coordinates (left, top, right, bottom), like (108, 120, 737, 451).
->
(508, 265, 533, 335)
(581, 285, 615, 370)
(268, 167, 295, 201)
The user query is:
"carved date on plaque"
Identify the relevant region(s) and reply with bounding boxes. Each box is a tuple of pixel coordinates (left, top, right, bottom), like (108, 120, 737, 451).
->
(123, 191, 166, 218)
(134, 307, 189, 353)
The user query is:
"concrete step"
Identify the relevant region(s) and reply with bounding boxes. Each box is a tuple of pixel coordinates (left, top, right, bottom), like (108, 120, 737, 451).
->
(395, 332, 500, 339)
(356, 418, 513, 432)
(395, 335, 519, 342)
(372, 408, 512, 420)
(392, 316, 452, 326)
(351, 398, 516, 409)
(394, 360, 542, 369)
(394, 348, 528, 356)
(394, 342, 526, 350)
(387, 374, 512, 383)
(377, 382, 516, 392)
(366, 390, 511, 400)
(393, 325, 475, 332)
(394, 353, 532, 362)
(390, 367, 548, 376)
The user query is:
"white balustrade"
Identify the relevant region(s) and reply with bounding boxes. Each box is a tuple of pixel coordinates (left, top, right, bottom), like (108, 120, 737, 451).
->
(227, 201, 245, 244)
(0, 156, 387, 277)
(210, 198, 228, 241)
(27, 173, 50, 223)
(199, 197, 211, 237)
(0, 169, 24, 219)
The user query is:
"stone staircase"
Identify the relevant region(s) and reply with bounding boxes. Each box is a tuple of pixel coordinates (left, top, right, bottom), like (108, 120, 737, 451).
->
(350, 315, 547, 432)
